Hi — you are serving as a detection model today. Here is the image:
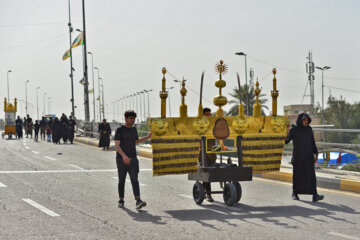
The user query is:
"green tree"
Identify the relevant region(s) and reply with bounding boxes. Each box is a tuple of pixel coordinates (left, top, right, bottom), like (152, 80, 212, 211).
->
(323, 95, 360, 143)
(227, 84, 268, 116)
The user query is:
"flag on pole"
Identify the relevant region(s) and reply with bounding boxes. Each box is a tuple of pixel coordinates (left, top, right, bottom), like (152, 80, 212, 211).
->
(62, 49, 71, 60)
(71, 32, 84, 48)
(89, 89, 94, 94)
(62, 32, 84, 60)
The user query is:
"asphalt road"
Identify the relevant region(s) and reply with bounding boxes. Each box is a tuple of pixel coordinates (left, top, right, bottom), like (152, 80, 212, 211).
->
(0, 137, 359, 240)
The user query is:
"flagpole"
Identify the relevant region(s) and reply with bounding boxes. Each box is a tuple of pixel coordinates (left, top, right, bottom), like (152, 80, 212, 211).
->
(68, 0, 75, 118)
(82, 0, 90, 122)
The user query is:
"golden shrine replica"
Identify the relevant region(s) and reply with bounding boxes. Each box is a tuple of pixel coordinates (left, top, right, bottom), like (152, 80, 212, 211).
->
(150, 61, 287, 176)
(4, 98, 17, 139)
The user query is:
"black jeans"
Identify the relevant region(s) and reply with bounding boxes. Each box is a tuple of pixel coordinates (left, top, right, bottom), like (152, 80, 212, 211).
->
(116, 157, 140, 199)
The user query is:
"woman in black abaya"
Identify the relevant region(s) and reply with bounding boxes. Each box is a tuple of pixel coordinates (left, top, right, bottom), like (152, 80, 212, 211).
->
(285, 113, 324, 202)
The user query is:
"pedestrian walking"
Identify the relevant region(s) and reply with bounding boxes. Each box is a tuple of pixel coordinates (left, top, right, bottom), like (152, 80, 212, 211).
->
(46, 125, 52, 142)
(98, 119, 111, 150)
(39, 117, 47, 140)
(34, 120, 40, 142)
(15, 116, 23, 139)
(285, 113, 324, 202)
(25, 115, 33, 138)
(115, 110, 151, 209)
(68, 116, 76, 144)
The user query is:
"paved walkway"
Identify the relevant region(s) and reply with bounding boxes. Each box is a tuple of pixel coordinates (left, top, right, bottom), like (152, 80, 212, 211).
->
(74, 136, 360, 194)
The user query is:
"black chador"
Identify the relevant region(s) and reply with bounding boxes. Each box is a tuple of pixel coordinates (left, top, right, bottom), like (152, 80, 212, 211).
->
(98, 121, 111, 150)
(68, 117, 76, 144)
(15, 117, 23, 139)
(51, 118, 61, 144)
(285, 113, 319, 196)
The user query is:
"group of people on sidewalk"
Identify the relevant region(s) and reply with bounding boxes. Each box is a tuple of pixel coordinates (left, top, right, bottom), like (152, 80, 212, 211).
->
(112, 110, 323, 212)
(14, 113, 76, 144)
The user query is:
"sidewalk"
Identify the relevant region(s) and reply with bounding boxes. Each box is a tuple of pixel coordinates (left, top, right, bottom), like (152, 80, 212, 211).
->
(74, 136, 360, 194)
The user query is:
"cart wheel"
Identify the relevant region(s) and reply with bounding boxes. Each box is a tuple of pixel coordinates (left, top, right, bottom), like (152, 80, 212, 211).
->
(232, 181, 242, 203)
(8, 133, 12, 140)
(193, 181, 205, 205)
(223, 182, 237, 206)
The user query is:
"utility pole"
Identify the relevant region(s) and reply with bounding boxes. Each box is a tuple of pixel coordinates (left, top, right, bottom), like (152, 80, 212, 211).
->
(94, 67, 101, 121)
(36, 87, 40, 119)
(67, 0, 75, 118)
(88, 52, 96, 122)
(316, 66, 331, 125)
(81, 0, 90, 121)
(25, 80, 30, 115)
(306, 51, 315, 111)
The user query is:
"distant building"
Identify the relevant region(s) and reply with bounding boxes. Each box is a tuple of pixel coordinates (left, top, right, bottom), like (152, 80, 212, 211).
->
(283, 104, 320, 125)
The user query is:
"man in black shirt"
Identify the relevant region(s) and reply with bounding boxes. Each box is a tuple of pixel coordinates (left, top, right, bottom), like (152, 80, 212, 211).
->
(114, 110, 151, 209)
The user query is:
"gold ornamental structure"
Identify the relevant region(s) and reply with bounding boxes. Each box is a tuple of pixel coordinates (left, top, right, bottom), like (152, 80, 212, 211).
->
(150, 60, 288, 176)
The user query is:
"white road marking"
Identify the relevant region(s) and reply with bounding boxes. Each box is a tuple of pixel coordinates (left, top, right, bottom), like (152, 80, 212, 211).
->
(68, 164, 85, 170)
(31, 151, 39, 154)
(0, 182, 7, 187)
(43, 156, 56, 161)
(22, 199, 60, 217)
(328, 232, 359, 240)
(25, 146, 30, 149)
(0, 169, 152, 174)
(178, 194, 193, 199)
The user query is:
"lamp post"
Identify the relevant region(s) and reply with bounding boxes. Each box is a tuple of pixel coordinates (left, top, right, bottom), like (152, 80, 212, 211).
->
(25, 80, 30, 115)
(48, 97, 51, 113)
(315, 66, 331, 126)
(137, 91, 142, 123)
(81, 0, 90, 122)
(67, 0, 75, 118)
(235, 52, 249, 115)
(141, 91, 146, 121)
(43, 93, 47, 115)
(100, 77, 105, 119)
(87, 51, 96, 122)
(94, 67, 101, 121)
(167, 87, 174, 117)
(7, 70, 11, 100)
(36, 87, 40, 119)
(144, 89, 153, 118)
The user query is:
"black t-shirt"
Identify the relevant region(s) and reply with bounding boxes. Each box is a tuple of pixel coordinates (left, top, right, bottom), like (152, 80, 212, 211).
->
(114, 125, 139, 159)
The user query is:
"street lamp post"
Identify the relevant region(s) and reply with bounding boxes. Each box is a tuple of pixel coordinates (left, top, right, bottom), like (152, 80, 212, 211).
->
(48, 97, 51, 113)
(81, 0, 90, 122)
(43, 93, 47, 115)
(25, 80, 30, 115)
(94, 67, 101, 121)
(87, 52, 96, 122)
(235, 52, 249, 115)
(67, 0, 75, 118)
(144, 89, 153, 118)
(167, 87, 174, 117)
(315, 66, 331, 125)
(7, 70, 12, 100)
(36, 87, 40, 119)
(137, 92, 142, 123)
(100, 78, 105, 119)
(141, 91, 146, 121)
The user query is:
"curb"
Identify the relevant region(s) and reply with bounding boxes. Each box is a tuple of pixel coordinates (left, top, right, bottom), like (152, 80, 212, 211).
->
(74, 137, 360, 194)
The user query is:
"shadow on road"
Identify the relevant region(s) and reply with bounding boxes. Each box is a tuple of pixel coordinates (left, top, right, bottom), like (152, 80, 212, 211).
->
(165, 202, 359, 229)
(121, 207, 166, 225)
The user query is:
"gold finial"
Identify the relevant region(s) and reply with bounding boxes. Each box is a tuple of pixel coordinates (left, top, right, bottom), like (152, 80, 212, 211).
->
(160, 67, 168, 118)
(253, 78, 262, 117)
(271, 68, 279, 116)
(179, 78, 188, 118)
(215, 60, 228, 77)
(213, 60, 228, 117)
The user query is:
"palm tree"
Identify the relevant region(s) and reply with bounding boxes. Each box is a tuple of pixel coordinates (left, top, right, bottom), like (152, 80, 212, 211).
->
(227, 84, 268, 116)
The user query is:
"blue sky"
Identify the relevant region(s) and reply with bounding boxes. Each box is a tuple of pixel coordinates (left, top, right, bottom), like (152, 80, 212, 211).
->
(1, 0, 359, 120)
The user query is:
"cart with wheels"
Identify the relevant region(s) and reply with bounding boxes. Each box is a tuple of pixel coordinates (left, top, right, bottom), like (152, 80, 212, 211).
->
(188, 136, 252, 206)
